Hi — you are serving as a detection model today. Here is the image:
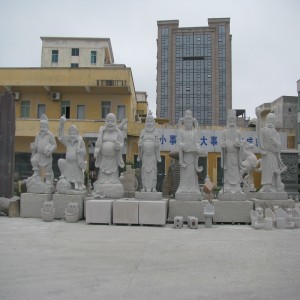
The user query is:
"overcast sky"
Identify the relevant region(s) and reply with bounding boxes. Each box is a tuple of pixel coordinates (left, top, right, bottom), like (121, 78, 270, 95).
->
(0, 0, 299, 119)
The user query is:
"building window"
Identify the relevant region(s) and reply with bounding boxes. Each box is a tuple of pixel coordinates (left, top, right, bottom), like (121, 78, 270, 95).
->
(117, 105, 126, 121)
(71, 48, 79, 56)
(91, 51, 97, 64)
(71, 63, 79, 68)
(37, 104, 45, 119)
(52, 50, 58, 63)
(61, 101, 70, 119)
(77, 105, 85, 119)
(101, 101, 111, 118)
(21, 101, 30, 118)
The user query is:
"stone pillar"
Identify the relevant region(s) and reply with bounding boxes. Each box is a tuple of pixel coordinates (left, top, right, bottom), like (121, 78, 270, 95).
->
(0, 92, 15, 198)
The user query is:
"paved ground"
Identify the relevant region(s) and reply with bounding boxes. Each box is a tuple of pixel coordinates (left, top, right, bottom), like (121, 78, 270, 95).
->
(0, 217, 300, 300)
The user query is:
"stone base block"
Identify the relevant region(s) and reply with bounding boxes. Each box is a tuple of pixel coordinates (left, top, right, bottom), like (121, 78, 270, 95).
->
(53, 194, 84, 220)
(256, 192, 288, 200)
(168, 200, 209, 222)
(113, 199, 139, 225)
(135, 191, 163, 200)
(20, 193, 52, 218)
(250, 199, 295, 210)
(93, 182, 124, 199)
(212, 200, 253, 223)
(138, 200, 168, 226)
(175, 192, 201, 201)
(9, 197, 20, 217)
(217, 192, 246, 201)
(86, 200, 114, 224)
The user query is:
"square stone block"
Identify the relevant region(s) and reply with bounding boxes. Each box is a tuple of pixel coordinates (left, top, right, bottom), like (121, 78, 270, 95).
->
(53, 194, 84, 220)
(20, 193, 52, 218)
(113, 199, 139, 225)
(138, 200, 168, 226)
(86, 200, 114, 224)
(168, 200, 209, 222)
(174, 216, 184, 229)
(212, 200, 253, 223)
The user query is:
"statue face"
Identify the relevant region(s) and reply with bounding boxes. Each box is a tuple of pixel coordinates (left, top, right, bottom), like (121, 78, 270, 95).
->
(105, 114, 116, 129)
(184, 118, 193, 130)
(40, 123, 48, 133)
(228, 117, 236, 128)
(69, 129, 78, 141)
(145, 118, 154, 130)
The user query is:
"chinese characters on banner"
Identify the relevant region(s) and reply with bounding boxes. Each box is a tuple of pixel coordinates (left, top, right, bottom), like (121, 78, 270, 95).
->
(158, 129, 287, 153)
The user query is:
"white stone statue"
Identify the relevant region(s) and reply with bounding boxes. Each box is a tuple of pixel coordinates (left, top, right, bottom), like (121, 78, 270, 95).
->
(250, 207, 264, 229)
(220, 109, 243, 194)
(255, 109, 287, 193)
(137, 111, 161, 192)
(93, 113, 125, 198)
(65, 202, 80, 223)
(175, 110, 206, 201)
(57, 115, 86, 193)
(27, 114, 57, 193)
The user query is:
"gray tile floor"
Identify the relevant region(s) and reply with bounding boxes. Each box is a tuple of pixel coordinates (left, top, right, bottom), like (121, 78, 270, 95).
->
(0, 217, 300, 300)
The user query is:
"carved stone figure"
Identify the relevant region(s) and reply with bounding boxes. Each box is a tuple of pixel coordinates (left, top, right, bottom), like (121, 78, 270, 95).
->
(57, 116, 86, 193)
(27, 114, 57, 193)
(204, 203, 215, 228)
(175, 110, 206, 201)
(292, 208, 300, 228)
(137, 112, 161, 192)
(65, 202, 80, 223)
(255, 109, 287, 193)
(220, 109, 243, 194)
(41, 201, 55, 222)
(240, 140, 261, 192)
(250, 207, 264, 229)
(93, 113, 125, 198)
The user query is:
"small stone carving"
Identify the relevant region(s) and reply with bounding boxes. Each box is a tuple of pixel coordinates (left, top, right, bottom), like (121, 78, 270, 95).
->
(265, 208, 276, 226)
(220, 109, 243, 194)
(174, 216, 184, 229)
(93, 113, 125, 198)
(57, 116, 86, 193)
(292, 208, 300, 228)
(27, 114, 57, 193)
(175, 110, 206, 201)
(65, 203, 80, 223)
(275, 208, 288, 229)
(41, 201, 55, 222)
(255, 109, 287, 193)
(137, 112, 161, 192)
(285, 208, 294, 229)
(204, 203, 215, 228)
(187, 216, 198, 229)
(240, 140, 261, 192)
(250, 207, 264, 229)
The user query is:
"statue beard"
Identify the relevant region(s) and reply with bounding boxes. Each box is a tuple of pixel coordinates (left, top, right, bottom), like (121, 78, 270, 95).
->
(226, 126, 238, 141)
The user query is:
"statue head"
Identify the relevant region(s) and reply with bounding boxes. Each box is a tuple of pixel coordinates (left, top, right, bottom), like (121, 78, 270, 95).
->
(179, 110, 198, 131)
(227, 109, 236, 128)
(145, 111, 155, 131)
(105, 113, 117, 131)
(266, 112, 276, 128)
(69, 125, 79, 141)
(39, 114, 49, 133)
(256, 207, 263, 216)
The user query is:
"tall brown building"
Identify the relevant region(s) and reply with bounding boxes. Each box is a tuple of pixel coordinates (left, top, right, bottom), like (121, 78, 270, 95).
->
(156, 18, 232, 125)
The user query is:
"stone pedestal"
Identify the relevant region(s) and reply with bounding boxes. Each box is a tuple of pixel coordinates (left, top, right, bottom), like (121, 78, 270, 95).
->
(86, 200, 114, 224)
(53, 194, 84, 220)
(8, 197, 20, 217)
(113, 199, 139, 225)
(135, 191, 162, 200)
(139, 200, 168, 226)
(168, 200, 209, 222)
(93, 182, 124, 199)
(20, 193, 52, 218)
(217, 192, 246, 201)
(212, 200, 253, 223)
(175, 192, 202, 201)
(256, 192, 288, 200)
(250, 198, 295, 210)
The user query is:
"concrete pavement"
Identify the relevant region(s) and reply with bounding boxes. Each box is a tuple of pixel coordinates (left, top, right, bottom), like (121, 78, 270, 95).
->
(0, 217, 300, 300)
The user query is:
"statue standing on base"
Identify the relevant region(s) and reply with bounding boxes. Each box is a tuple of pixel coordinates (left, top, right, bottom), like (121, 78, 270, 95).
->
(137, 112, 161, 192)
(93, 113, 125, 198)
(220, 109, 243, 195)
(27, 114, 57, 193)
(175, 110, 206, 201)
(255, 109, 287, 193)
(56, 115, 86, 193)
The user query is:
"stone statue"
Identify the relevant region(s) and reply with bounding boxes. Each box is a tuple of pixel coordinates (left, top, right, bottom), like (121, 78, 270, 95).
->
(137, 112, 161, 192)
(93, 113, 125, 198)
(220, 109, 243, 194)
(250, 207, 264, 229)
(65, 202, 80, 223)
(57, 115, 86, 192)
(204, 203, 215, 228)
(175, 110, 206, 201)
(41, 201, 55, 222)
(27, 114, 57, 193)
(255, 109, 287, 193)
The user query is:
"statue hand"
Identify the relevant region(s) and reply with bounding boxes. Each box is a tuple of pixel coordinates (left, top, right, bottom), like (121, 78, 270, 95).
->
(114, 141, 121, 151)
